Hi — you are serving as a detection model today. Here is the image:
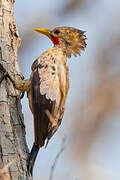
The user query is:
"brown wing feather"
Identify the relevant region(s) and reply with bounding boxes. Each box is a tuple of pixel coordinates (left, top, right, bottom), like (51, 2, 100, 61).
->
(31, 68, 55, 147)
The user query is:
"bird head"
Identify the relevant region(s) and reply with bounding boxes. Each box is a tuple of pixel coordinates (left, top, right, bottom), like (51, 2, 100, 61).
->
(34, 27, 87, 58)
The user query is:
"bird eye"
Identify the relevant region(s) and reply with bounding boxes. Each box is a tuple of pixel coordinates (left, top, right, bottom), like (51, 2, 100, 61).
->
(54, 29, 60, 34)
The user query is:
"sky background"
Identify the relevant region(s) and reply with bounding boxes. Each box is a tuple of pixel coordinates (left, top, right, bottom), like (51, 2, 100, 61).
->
(14, 0, 120, 179)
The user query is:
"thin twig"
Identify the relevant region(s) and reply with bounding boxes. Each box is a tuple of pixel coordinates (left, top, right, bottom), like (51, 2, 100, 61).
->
(49, 135, 66, 180)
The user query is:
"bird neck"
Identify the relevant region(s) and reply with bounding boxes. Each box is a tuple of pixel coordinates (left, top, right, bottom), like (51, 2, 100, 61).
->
(54, 41, 74, 59)
(51, 46, 66, 57)
(46, 47, 67, 66)
(54, 43, 70, 58)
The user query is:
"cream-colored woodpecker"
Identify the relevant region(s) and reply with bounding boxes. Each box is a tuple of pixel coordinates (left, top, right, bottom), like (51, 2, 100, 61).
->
(0, 26, 87, 176)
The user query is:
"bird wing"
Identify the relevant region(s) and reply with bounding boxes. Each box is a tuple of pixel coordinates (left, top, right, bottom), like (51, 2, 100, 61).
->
(38, 60, 60, 102)
(30, 67, 56, 147)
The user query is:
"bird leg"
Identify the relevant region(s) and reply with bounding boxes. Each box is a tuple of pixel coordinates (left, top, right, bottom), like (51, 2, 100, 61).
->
(0, 63, 30, 99)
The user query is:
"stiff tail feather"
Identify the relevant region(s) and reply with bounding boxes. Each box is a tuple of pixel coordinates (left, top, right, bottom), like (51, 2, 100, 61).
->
(27, 143, 39, 176)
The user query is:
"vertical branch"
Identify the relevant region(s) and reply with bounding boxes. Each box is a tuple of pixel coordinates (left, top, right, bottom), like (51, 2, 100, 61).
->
(0, 0, 31, 179)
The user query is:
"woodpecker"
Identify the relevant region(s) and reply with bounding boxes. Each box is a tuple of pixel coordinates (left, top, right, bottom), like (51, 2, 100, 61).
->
(0, 27, 87, 175)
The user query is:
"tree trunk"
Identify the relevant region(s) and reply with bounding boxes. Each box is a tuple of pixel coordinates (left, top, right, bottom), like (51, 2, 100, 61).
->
(0, 0, 31, 179)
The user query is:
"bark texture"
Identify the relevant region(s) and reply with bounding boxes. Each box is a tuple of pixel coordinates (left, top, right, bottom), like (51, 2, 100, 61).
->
(0, 0, 31, 179)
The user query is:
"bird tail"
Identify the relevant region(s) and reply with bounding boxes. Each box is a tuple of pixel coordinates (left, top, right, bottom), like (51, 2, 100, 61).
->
(27, 143, 39, 176)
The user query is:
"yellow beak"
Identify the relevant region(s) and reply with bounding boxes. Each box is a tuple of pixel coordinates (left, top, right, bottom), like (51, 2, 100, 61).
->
(33, 28, 51, 37)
